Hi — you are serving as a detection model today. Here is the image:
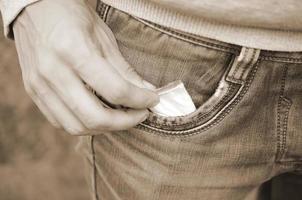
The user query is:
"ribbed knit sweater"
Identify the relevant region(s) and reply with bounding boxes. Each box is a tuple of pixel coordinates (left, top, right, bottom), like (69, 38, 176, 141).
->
(1, 0, 302, 51)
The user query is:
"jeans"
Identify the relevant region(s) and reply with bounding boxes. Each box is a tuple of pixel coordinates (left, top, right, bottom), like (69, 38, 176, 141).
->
(77, 2, 302, 200)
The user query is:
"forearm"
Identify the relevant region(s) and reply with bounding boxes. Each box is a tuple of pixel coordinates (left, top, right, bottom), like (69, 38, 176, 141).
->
(150, 0, 302, 31)
(0, 0, 41, 38)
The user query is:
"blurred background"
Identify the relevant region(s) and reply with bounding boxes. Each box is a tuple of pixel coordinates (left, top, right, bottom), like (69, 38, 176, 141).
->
(0, 1, 97, 200)
(1, 0, 302, 200)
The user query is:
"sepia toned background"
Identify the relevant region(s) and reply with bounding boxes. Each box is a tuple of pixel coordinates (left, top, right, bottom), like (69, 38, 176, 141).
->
(0, 22, 89, 200)
(1, 0, 302, 200)
(0, 1, 97, 200)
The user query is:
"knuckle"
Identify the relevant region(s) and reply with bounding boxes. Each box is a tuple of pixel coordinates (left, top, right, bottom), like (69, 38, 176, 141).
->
(51, 24, 80, 50)
(55, 36, 76, 53)
(53, 29, 90, 57)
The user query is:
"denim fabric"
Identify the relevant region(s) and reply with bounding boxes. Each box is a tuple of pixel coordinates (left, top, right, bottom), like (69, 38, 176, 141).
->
(78, 2, 302, 200)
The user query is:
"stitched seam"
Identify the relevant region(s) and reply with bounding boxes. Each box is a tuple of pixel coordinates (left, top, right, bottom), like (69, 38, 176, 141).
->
(281, 98, 291, 157)
(195, 85, 236, 121)
(103, 6, 111, 22)
(230, 48, 248, 80)
(276, 66, 286, 161)
(238, 50, 257, 80)
(134, 17, 302, 63)
(144, 55, 238, 129)
(137, 61, 259, 137)
(146, 84, 235, 129)
(97, 2, 302, 63)
(133, 16, 239, 54)
(276, 66, 292, 162)
(96, 1, 110, 22)
(91, 136, 100, 200)
(259, 56, 302, 63)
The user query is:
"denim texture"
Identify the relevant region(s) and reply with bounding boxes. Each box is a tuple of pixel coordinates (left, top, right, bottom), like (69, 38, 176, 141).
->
(78, 2, 302, 200)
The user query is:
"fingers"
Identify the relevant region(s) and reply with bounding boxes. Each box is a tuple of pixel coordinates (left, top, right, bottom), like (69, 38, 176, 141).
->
(71, 54, 159, 109)
(29, 74, 87, 135)
(31, 94, 61, 128)
(49, 21, 159, 109)
(23, 79, 61, 128)
(36, 55, 151, 133)
(100, 108, 149, 131)
(93, 22, 157, 91)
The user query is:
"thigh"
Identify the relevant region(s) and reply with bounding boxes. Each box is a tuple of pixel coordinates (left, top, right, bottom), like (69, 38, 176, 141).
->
(83, 2, 301, 200)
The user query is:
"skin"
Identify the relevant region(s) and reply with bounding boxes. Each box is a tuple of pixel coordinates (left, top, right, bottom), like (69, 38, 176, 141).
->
(13, 0, 160, 136)
(151, 0, 302, 31)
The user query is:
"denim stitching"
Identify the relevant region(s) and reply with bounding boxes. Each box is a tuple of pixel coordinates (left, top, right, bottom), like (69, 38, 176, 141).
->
(259, 56, 302, 63)
(103, 6, 110, 22)
(280, 97, 291, 158)
(96, 2, 264, 137)
(133, 16, 240, 54)
(138, 85, 242, 136)
(96, 1, 111, 21)
(144, 84, 237, 129)
(230, 48, 248, 81)
(137, 61, 260, 137)
(142, 55, 237, 129)
(276, 67, 286, 161)
(276, 66, 292, 162)
(238, 50, 257, 80)
(90, 136, 100, 200)
(97, 2, 302, 63)
(133, 17, 302, 63)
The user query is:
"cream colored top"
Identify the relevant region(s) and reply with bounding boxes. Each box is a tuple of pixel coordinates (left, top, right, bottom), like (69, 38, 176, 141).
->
(1, 0, 302, 51)
(0, 0, 41, 38)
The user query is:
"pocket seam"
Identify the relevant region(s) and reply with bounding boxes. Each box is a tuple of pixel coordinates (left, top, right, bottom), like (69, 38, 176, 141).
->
(141, 55, 237, 130)
(132, 16, 240, 54)
(145, 83, 237, 129)
(137, 61, 260, 137)
(96, 1, 111, 22)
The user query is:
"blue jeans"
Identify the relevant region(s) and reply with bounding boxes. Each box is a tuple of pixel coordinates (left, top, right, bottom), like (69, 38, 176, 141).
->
(77, 2, 302, 199)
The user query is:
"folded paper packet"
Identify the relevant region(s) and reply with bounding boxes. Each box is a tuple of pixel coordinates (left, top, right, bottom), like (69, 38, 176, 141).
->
(150, 80, 196, 117)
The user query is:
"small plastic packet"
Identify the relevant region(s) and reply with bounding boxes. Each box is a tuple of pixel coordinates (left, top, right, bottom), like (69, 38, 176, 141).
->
(150, 80, 196, 117)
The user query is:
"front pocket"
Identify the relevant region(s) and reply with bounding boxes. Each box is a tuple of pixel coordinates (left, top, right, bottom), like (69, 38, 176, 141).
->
(136, 47, 260, 137)
(96, 2, 260, 137)
(137, 64, 253, 136)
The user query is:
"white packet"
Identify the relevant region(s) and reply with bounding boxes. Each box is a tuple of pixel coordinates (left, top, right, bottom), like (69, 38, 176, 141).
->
(150, 80, 196, 117)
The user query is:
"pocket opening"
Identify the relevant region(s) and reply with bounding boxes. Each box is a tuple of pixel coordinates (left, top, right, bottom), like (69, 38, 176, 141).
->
(140, 69, 242, 132)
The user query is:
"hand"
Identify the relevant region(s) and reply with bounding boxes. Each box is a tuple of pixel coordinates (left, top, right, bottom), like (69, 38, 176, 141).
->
(13, 0, 159, 135)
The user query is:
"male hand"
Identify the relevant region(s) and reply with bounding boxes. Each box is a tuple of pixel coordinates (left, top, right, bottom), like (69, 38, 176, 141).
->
(13, 0, 159, 135)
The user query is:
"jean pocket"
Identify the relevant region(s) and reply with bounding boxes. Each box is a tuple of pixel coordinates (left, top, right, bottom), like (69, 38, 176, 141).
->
(96, 1, 260, 137)
(138, 60, 259, 137)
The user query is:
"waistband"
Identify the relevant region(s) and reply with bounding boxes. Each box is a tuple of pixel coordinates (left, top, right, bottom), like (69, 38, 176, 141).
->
(98, 0, 302, 64)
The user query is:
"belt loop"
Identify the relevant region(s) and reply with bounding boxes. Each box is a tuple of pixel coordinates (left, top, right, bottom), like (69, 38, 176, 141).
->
(97, 0, 111, 21)
(226, 47, 260, 84)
